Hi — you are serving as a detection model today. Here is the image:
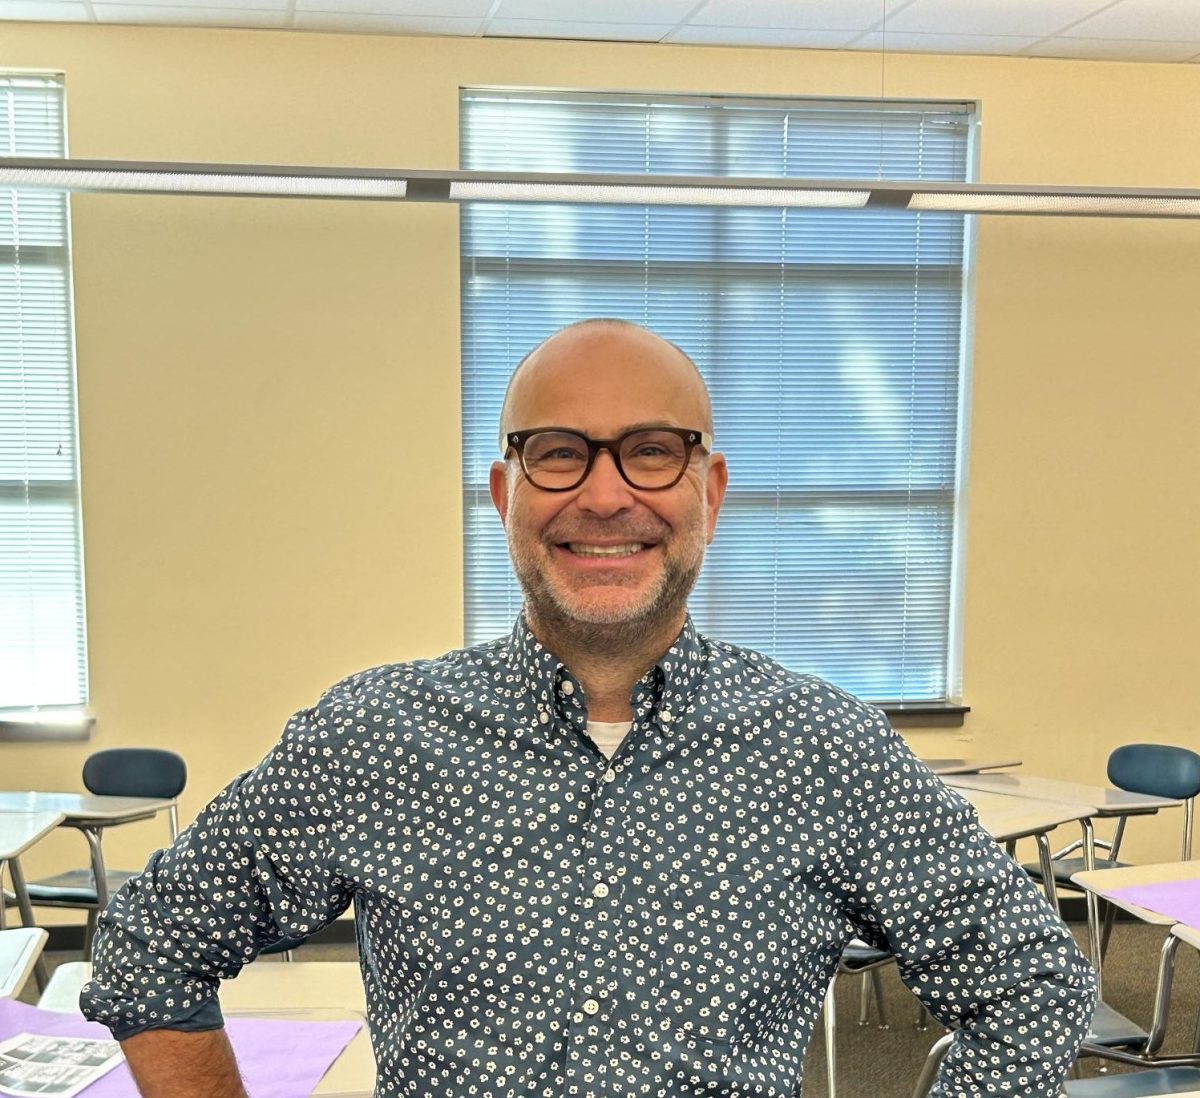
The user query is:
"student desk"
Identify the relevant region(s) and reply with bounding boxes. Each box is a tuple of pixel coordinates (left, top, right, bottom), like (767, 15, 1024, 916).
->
(1076, 863, 1200, 1057)
(945, 771, 1180, 997)
(0, 811, 65, 989)
(0, 792, 175, 917)
(923, 758, 1021, 776)
(40, 959, 374, 1097)
(0, 927, 48, 999)
(1072, 861, 1200, 926)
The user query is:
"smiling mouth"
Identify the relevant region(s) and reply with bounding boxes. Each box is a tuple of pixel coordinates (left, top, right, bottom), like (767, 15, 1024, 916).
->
(557, 542, 656, 558)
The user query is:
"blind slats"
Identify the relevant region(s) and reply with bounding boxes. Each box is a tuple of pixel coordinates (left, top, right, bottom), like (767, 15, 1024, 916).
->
(460, 89, 971, 703)
(0, 72, 87, 713)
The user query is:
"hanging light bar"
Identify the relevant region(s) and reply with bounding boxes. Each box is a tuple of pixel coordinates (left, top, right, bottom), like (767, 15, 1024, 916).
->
(3, 157, 1200, 218)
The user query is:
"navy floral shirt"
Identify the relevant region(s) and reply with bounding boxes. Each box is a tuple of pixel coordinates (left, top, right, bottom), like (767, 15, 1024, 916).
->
(82, 613, 1095, 1096)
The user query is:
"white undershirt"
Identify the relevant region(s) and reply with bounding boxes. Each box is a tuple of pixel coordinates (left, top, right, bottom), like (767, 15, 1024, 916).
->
(586, 720, 634, 760)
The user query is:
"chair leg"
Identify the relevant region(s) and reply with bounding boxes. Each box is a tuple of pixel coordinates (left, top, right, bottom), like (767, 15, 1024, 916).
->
(871, 969, 889, 1030)
(824, 984, 838, 1098)
(911, 1032, 954, 1098)
(858, 971, 871, 1025)
(1099, 900, 1117, 964)
(82, 909, 99, 961)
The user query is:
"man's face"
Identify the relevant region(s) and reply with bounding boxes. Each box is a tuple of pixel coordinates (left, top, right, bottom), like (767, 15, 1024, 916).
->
(488, 327, 728, 643)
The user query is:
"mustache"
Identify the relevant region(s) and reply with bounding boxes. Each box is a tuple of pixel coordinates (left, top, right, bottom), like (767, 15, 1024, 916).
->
(544, 522, 667, 543)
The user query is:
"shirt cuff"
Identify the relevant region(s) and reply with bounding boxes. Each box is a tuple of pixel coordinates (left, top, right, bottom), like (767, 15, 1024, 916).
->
(108, 996, 225, 1041)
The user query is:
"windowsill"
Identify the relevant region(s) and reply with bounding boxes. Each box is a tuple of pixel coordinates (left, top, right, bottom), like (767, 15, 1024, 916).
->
(879, 702, 970, 729)
(0, 715, 95, 742)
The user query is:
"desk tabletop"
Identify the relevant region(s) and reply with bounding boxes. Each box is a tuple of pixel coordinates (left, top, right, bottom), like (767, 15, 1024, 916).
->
(0, 928, 48, 999)
(1172, 923, 1200, 951)
(923, 758, 1021, 776)
(952, 788, 1093, 844)
(0, 791, 173, 824)
(1071, 860, 1200, 926)
(40, 960, 374, 1097)
(944, 772, 1179, 816)
(0, 810, 66, 859)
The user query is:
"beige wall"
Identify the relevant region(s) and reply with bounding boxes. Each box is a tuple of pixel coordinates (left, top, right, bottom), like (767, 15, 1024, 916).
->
(2, 23, 1199, 908)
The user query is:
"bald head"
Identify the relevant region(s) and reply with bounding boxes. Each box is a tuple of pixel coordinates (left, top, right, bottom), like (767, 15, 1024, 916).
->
(498, 319, 712, 446)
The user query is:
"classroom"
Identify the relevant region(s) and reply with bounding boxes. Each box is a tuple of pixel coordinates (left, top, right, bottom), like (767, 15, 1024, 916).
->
(2, 1, 1200, 1095)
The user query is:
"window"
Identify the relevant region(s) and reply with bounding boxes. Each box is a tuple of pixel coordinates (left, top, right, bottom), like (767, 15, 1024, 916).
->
(460, 90, 974, 705)
(0, 73, 87, 716)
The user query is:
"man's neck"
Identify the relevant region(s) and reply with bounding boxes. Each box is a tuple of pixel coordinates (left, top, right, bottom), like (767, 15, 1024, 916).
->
(527, 610, 685, 722)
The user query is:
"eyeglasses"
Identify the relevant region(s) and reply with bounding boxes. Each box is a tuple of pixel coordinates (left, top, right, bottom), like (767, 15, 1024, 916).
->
(502, 426, 712, 492)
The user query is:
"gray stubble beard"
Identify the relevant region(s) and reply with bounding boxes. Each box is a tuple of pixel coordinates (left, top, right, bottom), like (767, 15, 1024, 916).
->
(510, 539, 704, 654)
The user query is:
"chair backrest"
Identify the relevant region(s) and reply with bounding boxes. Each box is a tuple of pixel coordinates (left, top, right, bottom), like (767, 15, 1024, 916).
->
(1107, 744, 1200, 801)
(1108, 743, 1200, 860)
(82, 748, 187, 800)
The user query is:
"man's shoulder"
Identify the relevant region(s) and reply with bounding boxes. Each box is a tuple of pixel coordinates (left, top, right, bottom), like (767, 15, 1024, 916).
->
(315, 635, 511, 709)
(701, 634, 885, 725)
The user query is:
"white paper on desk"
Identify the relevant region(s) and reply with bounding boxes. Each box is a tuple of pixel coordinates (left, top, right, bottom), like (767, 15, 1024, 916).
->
(0, 1033, 123, 1097)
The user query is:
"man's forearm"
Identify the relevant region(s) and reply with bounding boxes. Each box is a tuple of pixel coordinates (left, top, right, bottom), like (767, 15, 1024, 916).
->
(119, 1027, 249, 1098)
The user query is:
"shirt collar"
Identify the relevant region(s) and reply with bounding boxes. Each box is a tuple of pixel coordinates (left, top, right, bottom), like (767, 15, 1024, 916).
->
(505, 609, 708, 746)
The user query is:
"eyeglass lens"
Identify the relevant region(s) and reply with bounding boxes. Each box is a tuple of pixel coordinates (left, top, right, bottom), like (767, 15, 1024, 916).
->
(523, 429, 688, 489)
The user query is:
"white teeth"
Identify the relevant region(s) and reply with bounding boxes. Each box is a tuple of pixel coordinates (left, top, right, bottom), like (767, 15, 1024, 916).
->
(567, 543, 645, 557)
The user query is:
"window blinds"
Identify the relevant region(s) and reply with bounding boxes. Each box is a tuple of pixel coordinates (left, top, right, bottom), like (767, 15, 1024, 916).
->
(460, 90, 973, 704)
(0, 73, 87, 713)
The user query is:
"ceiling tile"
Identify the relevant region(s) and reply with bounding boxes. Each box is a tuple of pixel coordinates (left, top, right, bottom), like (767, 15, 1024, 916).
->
(293, 10, 482, 30)
(92, 3, 288, 22)
(1062, 0, 1200, 41)
(495, 0, 696, 23)
(667, 25, 860, 47)
(853, 31, 1043, 55)
(297, 0, 492, 14)
(92, 0, 287, 9)
(1024, 35, 1200, 61)
(885, 0, 1106, 37)
(484, 18, 672, 40)
(690, 0, 890, 31)
(0, 0, 89, 19)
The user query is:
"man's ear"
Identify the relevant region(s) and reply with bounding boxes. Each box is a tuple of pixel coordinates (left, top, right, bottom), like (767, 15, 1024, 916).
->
(705, 453, 729, 544)
(489, 461, 510, 528)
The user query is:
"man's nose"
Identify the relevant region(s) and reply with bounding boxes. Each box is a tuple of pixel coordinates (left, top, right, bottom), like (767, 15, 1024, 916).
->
(575, 448, 636, 515)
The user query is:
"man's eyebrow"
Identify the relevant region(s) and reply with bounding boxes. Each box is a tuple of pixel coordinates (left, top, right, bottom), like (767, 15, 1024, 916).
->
(618, 420, 682, 432)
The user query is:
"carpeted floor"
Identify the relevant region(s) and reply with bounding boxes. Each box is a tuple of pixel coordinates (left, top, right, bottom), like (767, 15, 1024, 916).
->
(23, 920, 1200, 1096)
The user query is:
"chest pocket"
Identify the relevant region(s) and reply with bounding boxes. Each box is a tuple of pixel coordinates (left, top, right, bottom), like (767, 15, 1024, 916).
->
(655, 870, 807, 1047)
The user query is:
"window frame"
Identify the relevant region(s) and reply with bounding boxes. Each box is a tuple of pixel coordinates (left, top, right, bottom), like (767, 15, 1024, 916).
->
(457, 89, 979, 710)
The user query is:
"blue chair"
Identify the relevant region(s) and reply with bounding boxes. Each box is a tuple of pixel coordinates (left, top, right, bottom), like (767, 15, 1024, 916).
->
(23, 748, 186, 959)
(1064, 1068, 1200, 1096)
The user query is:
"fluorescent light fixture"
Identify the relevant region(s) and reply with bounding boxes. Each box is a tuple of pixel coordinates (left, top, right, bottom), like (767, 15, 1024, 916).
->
(3, 157, 1200, 218)
(447, 181, 868, 207)
(0, 162, 409, 199)
(908, 192, 1200, 217)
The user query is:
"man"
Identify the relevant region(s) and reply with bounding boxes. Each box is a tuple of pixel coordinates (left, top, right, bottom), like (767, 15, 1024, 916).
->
(82, 319, 1096, 1096)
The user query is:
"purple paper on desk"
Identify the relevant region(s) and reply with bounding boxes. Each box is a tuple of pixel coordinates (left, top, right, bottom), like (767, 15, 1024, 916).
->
(1108, 878, 1200, 929)
(0, 999, 363, 1097)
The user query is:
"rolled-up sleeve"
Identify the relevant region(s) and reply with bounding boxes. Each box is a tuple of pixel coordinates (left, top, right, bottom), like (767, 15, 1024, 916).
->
(841, 719, 1097, 1096)
(80, 700, 354, 1039)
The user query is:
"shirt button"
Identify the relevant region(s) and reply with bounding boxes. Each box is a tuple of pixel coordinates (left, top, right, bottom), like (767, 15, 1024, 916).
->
(538, 710, 550, 724)
(592, 882, 610, 899)
(660, 709, 673, 723)
(582, 998, 600, 1015)
(602, 769, 616, 783)
(561, 681, 574, 695)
